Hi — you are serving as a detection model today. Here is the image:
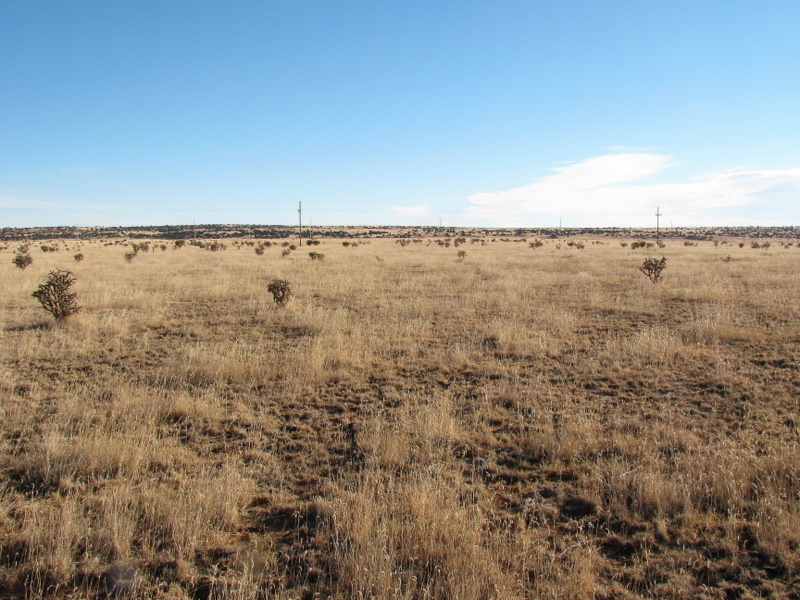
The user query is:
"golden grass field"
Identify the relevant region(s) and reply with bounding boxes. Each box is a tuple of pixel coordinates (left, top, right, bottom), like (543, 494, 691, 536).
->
(1, 235, 799, 599)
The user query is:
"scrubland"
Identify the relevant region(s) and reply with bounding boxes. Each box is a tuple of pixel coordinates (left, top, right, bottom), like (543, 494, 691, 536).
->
(1, 236, 799, 599)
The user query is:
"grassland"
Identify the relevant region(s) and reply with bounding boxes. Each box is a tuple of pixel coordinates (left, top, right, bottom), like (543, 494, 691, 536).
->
(1, 235, 799, 599)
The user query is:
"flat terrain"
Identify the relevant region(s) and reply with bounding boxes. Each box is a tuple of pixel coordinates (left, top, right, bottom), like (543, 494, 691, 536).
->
(1, 236, 799, 599)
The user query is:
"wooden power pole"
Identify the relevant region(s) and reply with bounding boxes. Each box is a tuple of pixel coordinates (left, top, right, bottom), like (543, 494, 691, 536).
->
(298, 202, 302, 247)
(655, 206, 662, 245)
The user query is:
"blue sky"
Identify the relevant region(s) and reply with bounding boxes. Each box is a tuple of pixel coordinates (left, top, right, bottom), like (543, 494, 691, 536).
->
(2, 1, 799, 228)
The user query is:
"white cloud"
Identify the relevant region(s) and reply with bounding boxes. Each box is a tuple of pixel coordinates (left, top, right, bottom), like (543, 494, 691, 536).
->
(463, 153, 800, 226)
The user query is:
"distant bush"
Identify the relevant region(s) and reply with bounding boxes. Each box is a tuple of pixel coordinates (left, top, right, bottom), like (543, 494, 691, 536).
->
(529, 239, 544, 248)
(12, 253, 33, 269)
(173, 240, 186, 249)
(281, 248, 292, 258)
(73, 253, 84, 262)
(456, 250, 467, 261)
(631, 241, 647, 249)
(308, 252, 326, 261)
(32, 269, 81, 321)
(267, 279, 292, 306)
(255, 246, 265, 256)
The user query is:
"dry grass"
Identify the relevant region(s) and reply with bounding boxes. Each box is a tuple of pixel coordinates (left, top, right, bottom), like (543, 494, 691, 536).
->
(1, 236, 799, 599)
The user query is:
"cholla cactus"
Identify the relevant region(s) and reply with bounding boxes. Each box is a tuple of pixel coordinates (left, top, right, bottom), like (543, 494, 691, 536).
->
(32, 269, 81, 320)
(267, 279, 293, 306)
(639, 256, 667, 284)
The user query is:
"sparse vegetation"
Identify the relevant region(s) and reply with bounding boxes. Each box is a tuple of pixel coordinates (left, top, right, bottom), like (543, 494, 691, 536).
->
(308, 251, 325, 261)
(73, 253, 84, 262)
(1, 235, 799, 599)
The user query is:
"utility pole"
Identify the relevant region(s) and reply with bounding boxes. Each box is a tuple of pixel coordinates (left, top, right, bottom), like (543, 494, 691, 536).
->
(298, 202, 302, 247)
(655, 206, 662, 245)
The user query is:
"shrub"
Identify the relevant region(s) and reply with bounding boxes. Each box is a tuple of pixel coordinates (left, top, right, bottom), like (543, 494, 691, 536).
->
(308, 252, 326, 261)
(640, 256, 667, 284)
(73, 253, 84, 262)
(124, 251, 137, 263)
(631, 241, 647, 249)
(281, 248, 292, 258)
(267, 279, 292, 306)
(12, 253, 33, 269)
(255, 246, 265, 256)
(456, 250, 467, 261)
(174, 240, 186, 249)
(32, 269, 81, 320)
(529, 239, 544, 248)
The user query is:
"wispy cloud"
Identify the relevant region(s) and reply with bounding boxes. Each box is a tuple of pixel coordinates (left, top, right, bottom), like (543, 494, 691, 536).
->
(0, 195, 72, 210)
(390, 205, 431, 215)
(462, 153, 800, 226)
